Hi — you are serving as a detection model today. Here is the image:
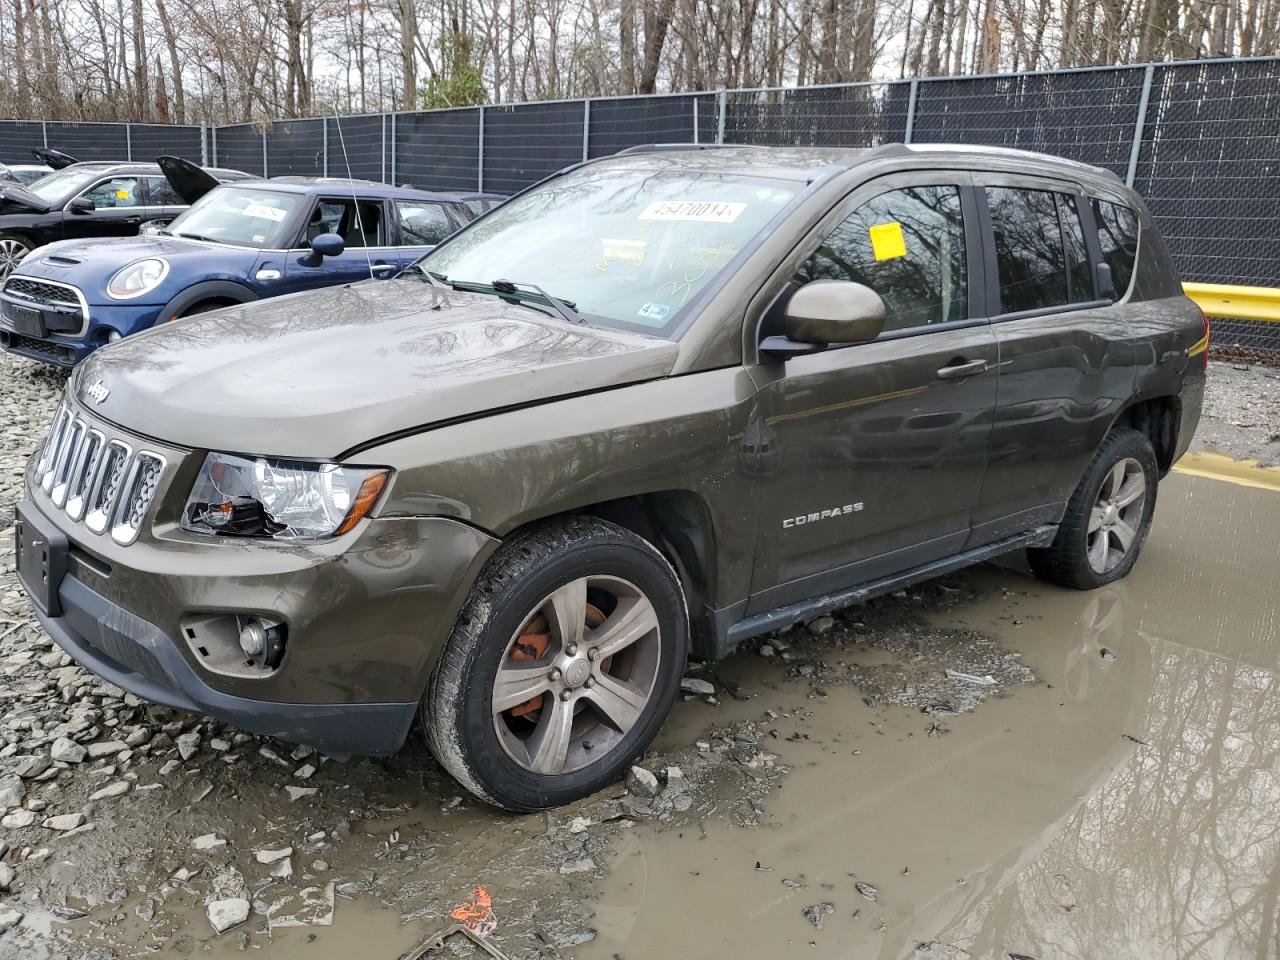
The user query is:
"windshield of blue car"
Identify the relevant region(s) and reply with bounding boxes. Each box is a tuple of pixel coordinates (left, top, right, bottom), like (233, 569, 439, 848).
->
(164, 187, 305, 248)
(27, 168, 105, 205)
(418, 167, 800, 337)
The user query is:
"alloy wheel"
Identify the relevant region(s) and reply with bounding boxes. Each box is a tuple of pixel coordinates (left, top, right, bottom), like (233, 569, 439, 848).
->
(491, 575, 662, 776)
(0, 238, 30, 277)
(1086, 457, 1146, 574)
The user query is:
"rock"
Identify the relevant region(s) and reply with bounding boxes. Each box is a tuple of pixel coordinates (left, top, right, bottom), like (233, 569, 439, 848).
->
(559, 856, 597, 875)
(192, 833, 227, 851)
(207, 898, 250, 934)
(13, 756, 51, 779)
(269, 858, 293, 880)
(808, 615, 836, 634)
(759, 643, 775, 657)
(626, 765, 660, 798)
(855, 880, 878, 901)
(293, 763, 317, 780)
(0, 904, 22, 934)
(1, 809, 37, 828)
(89, 781, 130, 801)
(567, 816, 592, 834)
(86, 740, 127, 759)
(255, 846, 293, 865)
(0, 775, 24, 808)
(803, 902, 834, 929)
(663, 765, 689, 794)
(158, 759, 181, 776)
(135, 898, 156, 922)
(285, 786, 318, 802)
(680, 677, 715, 696)
(175, 732, 201, 760)
(49, 737, 86, 763)
(43, 812, 86, 831)
(209, 738, 231, 752)
(913, 944, 972, 959)
(0, 862, 15, 891)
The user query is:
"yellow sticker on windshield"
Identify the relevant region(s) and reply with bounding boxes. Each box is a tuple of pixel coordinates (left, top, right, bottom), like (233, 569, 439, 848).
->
(869, 222, 907, 261)
(600, 238, 647, 267)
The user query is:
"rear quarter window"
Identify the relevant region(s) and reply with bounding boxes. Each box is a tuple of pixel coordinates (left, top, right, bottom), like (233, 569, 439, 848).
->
(1092, 199, 1139, 297)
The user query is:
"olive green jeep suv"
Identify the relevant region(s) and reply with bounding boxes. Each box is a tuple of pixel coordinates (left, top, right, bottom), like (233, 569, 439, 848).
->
(16, 144, 1207, 809)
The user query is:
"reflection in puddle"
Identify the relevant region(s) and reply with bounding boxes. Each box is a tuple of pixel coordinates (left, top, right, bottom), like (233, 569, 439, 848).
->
(582, 473, 1280, 959)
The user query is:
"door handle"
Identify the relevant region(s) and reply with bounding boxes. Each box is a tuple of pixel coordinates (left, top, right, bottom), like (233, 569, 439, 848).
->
(936, 358, 989, 380)
(120, 217, 141, 226)
(371, 263, 397, 275)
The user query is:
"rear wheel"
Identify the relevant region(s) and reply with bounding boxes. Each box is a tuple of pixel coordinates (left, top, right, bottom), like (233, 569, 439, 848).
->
(424, 516, 687, 810)
(1028, 427, 1157, 590)
(0, 233, 32, 278)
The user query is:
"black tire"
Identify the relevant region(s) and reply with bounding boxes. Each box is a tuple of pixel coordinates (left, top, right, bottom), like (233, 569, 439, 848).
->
(0, 231, 33, 278)
(424, 515, 688, 811)
(1028, 427, 1158, 590)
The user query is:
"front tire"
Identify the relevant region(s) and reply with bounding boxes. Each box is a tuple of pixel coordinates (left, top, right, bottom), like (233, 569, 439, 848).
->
(0, 233, 32, 278)
(424, 516, 688, 811)
(1028, 427, 1157, 590)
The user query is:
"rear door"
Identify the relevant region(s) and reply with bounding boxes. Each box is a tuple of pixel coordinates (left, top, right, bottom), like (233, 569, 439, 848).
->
(747, 173, 999, 612)
(141, 175, 189, 227)
(392, 199, 463, 267)
(969, 177, 1138, 545)
(281, 196, 400, 290)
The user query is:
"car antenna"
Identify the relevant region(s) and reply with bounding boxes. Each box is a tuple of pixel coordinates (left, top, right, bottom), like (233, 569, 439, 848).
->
(331, 115, 376, 282)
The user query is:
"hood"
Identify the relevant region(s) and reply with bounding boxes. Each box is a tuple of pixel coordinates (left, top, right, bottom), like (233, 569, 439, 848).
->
(20, 234, 220, 272)
(0, 182, 50, 214)
(73, 278, 680, 458)
(32, 147, 78, 170)
(158, 155, 220, 204)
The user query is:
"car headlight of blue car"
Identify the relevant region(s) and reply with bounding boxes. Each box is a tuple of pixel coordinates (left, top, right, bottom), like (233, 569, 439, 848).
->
(107, 258, 170, 300)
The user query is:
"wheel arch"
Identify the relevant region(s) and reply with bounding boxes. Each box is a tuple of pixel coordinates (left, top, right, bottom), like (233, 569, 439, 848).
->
(1108, 393, 1182, 476)
(159, 280, 259, 322)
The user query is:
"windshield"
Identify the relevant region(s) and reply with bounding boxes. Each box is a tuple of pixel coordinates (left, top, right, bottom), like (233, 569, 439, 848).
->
(165, 187, 304, 248)
(27, 167, 104, 205)
(420, 167, 799, 336)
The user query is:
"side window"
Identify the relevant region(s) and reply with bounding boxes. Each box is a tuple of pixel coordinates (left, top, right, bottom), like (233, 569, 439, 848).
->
(81, 177, 141, 209)
(986, 187, 1069, 313)
(144, 175, 183, 206)
(301, 198, 384, 248)
(397, 201, 454, 245)
(1092, 199, 1139, 297)
(797, 184, 968, 332)
(1059, 195, 1094, 303)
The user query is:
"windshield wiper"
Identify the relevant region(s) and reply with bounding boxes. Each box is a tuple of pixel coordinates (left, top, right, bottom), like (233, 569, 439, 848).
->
(402, 263, 450, 290)
(447, 277, 585, 325)
(173, 231, 220, 244)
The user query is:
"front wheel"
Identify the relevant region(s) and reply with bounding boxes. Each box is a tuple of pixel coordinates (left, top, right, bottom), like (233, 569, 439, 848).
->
(424, 516, 688, 810)
(1028, 427, 1157, 590)
(0, 233, 32, 278)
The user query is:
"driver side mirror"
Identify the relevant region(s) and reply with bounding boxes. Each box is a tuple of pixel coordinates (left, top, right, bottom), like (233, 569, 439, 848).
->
(761, 280, 886, 359)
(300, 232, 345, 267)
(66, 197, 94, 215)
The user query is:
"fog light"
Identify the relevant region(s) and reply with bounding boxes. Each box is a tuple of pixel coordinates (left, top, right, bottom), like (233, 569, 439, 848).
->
(239, 619, 267, 656)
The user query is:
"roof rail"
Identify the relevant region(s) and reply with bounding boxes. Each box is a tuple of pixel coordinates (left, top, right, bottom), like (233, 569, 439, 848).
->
(615, 143, 742, 155)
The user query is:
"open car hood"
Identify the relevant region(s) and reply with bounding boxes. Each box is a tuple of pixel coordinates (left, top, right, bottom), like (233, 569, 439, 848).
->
(0, 182, 50, 214)
(73, 278, 680, 459)
(157, 155, 221, 205)
(32, 147, 78, 170)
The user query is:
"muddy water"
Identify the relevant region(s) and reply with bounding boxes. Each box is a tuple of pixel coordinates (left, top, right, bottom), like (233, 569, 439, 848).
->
(582, 472, 1280, 960)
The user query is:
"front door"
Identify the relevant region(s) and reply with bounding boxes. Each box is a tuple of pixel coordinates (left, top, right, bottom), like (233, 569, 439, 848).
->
(282, 197, 400, 290)
(747, 176, 998, 613)
(64, 175, 152, 239)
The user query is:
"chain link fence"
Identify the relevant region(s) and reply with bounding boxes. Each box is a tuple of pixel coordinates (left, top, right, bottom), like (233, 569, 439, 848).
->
(1, 57, 1277, 353)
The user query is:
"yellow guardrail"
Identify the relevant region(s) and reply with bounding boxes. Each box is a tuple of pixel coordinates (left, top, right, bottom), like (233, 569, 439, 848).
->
(1183, 282, 1280, 323)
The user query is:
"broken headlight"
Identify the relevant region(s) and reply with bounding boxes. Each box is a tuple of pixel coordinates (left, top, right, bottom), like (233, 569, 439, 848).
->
(181, 452, 389, 540)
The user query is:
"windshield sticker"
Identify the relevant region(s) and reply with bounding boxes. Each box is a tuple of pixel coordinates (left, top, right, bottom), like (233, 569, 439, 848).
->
(638, 302, 671, 323)
(599, 237, 647, 269)
(252, 234, 267, 244)
(243, 202, 289, 223)
(639, 200, 746, 224)
(869, 221, 907, 261)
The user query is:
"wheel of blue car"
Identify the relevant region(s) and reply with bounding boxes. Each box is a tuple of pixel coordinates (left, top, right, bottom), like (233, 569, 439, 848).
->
(424, 515, 688, 811)
(0, 233, 31, 278)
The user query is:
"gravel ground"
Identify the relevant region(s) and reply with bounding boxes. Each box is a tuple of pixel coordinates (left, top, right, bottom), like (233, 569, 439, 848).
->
(0, 346, 1266, 957)
(1191, 360, 1280, 467)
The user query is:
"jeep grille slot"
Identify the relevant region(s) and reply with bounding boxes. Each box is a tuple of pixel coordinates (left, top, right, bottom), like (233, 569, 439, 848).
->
(111, 453, 164, 545)
(84, 440, 131, 535)
(34, 403, 72, 486)
(48, 418, 85, 507)
(65, 429, 103, 522)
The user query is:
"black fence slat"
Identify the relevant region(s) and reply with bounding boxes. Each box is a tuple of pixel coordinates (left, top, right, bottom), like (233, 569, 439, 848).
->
(265, 118, 325, 177)
(394, 108, 481, 191)
(483, 101, 586, 195)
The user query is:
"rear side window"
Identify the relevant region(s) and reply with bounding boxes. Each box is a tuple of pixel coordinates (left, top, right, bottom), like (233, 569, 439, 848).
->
(987, 187, 1098, 313)
(144, 176, 183, 206)
(397, 201, 454, 245)
(798, 184, 968, 332)
(1093, 199, 1139, 296)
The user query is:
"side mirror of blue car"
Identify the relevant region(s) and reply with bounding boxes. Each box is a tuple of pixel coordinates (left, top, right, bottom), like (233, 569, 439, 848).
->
(301, 232, 345, 266)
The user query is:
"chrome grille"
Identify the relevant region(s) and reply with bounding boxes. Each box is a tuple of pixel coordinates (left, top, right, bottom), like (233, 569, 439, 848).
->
(31, 402, 166, 546)
(4, 276, 82, 308)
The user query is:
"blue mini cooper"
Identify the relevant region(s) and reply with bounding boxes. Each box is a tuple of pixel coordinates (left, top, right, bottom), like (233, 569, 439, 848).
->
(0, 159, 475, 366)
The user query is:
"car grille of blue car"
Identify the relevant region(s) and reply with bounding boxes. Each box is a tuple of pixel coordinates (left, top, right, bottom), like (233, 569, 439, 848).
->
(4, 276, 82, 309)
